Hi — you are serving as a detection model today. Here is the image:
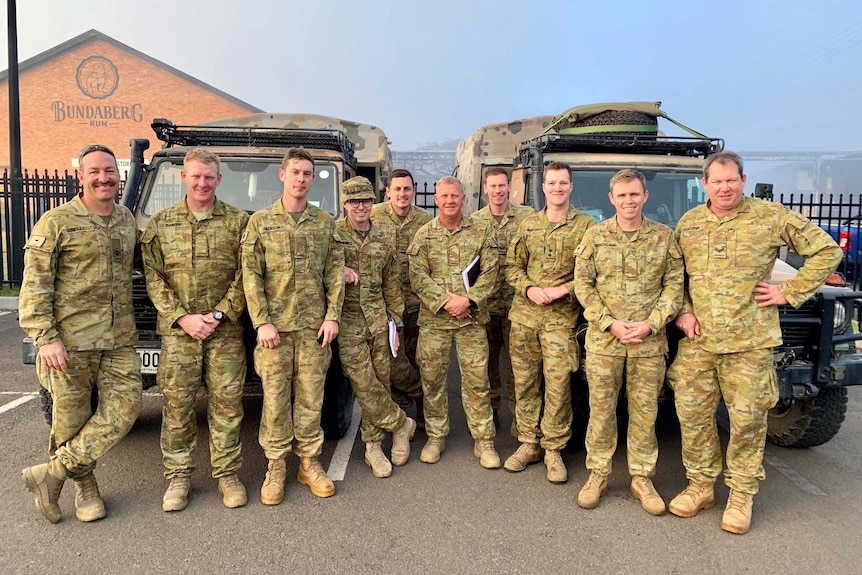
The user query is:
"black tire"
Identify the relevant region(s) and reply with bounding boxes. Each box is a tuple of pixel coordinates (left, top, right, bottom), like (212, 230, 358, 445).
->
(321, 339, 355, 440)
(39, 386, 100, 426)
(557, 110, 658, 134)
(767, 387, 848, 448)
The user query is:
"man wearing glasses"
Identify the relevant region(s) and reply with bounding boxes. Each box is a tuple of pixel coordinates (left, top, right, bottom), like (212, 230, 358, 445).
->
(335, 176, 417, 478)
(20, 144, 142, 523)
(407, 176, 500, 468)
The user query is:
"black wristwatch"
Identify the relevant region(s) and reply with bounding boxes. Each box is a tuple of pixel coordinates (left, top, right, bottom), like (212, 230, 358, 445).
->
(212, 309, 225, 321)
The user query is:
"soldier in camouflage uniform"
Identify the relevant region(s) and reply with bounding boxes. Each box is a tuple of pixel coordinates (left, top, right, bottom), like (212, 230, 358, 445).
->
(407, 176, 501, 468)
(370, 169, 433, 427)
(242, 148, 344, 502)
(141, 149, 249, 512)
(336, 176, 417, 478)
(573, 169, 683, 515)
(472, 167, 534, 434)
(503, 161, 593, 484)
(20, 144, 142, 524)
(667, 151, 841, 534)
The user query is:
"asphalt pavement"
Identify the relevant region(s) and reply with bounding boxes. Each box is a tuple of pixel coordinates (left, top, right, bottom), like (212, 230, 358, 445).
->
(1, 310, 860, 574)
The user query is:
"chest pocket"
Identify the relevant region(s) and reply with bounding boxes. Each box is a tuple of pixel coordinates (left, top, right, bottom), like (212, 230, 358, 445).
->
(296, 227, 330, 274)
(551, 232, 579, 274)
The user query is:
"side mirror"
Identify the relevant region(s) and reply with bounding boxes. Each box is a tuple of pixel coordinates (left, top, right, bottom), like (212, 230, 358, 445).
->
(754, 183, 774, 201)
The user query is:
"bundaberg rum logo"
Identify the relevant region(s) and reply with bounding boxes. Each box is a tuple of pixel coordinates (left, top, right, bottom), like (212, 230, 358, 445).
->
(76, 55, 119, 99)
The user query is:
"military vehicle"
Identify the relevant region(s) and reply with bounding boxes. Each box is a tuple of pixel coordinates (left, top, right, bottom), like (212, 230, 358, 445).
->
(25, 113, 394, 438)
(454, 101, 862, 447)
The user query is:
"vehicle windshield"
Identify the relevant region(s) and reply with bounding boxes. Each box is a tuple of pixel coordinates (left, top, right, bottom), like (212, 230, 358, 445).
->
(569, 169, 706, 227)
(141, 159, 339, 216)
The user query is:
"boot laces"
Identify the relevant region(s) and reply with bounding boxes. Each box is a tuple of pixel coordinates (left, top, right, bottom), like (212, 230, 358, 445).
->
(77, 476, 99, 501)
(682, 482, 706, 501)
(367, 445, 388, 466)
(586, 473, 604, 490)
(167, 477, 190, 494)
(264, 461, 286, 486)
(478, 439, 494, 453)
(727, 490, 751, 512)
(635, 477, 658, 497)
(221, 474, 241, 490)
(546, 450, 562, 466)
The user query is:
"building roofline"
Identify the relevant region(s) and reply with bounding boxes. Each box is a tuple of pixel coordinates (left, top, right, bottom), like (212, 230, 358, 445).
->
(0, 29, 263, 112)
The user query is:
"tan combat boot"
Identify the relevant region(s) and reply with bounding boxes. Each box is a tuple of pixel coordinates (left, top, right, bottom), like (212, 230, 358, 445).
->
(365, 441, 393, 478)
(22, 458, 67, 523)
(473, 439, 502, 469)
(668, 481, 715, 518)
(391, 417, 416, 467)
(577, 471, 608, 509)
(503, 443, 542, 472)
(74, 473, 106, 522)
(721, 490, 754, 534)
(419, 437, 446, 464)
(260, 459, 287, 505)
(297, 456, 335, 498)
(162, 476, 191, 512)
(544, 449, 568, 484)
(217, 473, 248, 508)
(630, 476, 666, 516)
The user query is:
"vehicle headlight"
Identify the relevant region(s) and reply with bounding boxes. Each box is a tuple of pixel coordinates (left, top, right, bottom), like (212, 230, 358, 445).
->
(833, 300, 851, 335)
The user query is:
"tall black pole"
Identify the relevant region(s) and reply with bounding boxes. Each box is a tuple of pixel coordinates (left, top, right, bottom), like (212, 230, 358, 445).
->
(7, 0, 24, 284)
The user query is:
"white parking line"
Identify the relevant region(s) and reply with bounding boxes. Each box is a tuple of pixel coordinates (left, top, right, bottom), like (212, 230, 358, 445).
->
(763, 452, 827, 496)
(0, 394, 37, 414)
(327, 399, 361, 482)
(0, 311, 11, 317)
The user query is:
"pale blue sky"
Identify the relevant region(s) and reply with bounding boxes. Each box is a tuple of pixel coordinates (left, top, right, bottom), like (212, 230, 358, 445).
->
(2, 0, 861, 152)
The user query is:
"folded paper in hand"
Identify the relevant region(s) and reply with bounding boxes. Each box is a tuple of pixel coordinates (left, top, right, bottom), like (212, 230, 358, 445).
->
(388, 314, 398, 357)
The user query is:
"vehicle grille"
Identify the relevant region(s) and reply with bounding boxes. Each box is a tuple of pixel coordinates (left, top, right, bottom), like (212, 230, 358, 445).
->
(778, 299, 820, 348)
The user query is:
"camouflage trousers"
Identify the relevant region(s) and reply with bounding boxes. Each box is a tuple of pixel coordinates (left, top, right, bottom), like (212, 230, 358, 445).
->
(584, 353, 665, 477)
(256, 329, 330, 459)
(339, 328, 407, 443)
(510, 323, 578, 450)
(37, 346, 142, 480)
(416, 324, 495, 439)
(390, 310, 423, 409)
(158, 332, 246, 479)
(667, 341, 778, 494)
(486, 313, 515, 415)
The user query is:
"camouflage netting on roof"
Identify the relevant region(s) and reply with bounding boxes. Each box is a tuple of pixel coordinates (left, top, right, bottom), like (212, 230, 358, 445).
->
(548, 101, 664, 135)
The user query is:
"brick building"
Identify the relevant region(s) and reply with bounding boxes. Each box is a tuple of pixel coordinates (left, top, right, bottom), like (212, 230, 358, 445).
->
(0, 29, 261, 171)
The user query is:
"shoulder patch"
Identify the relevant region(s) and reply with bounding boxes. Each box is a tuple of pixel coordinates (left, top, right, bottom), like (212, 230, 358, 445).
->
(27, 235, 47, 248)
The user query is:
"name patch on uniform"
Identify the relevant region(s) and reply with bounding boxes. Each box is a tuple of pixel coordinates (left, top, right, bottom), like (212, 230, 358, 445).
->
(262, 226, 285, 232)
(165, 223, 183, 228)
(65, 226, 93, 233)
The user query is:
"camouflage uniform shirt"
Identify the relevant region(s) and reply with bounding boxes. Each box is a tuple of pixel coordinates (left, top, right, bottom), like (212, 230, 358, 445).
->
(335, 218, 404, 336)
(407, 215, 497, 328)
(676, 196, 842, 354)
(19, 194, 138, 350)
(370, 202, 433, 314)
(507, 206, 594, 331)
(574, 216, 683, 357)
(141, 198, 249, 335)
(242, 200, 344, 331)
(472, 203, 535, 315)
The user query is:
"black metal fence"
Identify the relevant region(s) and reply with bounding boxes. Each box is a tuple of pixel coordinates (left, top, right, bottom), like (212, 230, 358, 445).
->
(775, 192, 862, 286)
(0, 169, 82, 285)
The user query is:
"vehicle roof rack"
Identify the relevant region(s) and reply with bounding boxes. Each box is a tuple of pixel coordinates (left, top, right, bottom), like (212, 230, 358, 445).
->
(150, 118, 357, 163)
(519, 133, 724, 158)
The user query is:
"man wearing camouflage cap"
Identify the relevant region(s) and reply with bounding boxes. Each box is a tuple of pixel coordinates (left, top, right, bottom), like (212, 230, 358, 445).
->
(242, 147, 344, 502)
(407, 176, 501, 468)
(20, 144, 142, 523)
(336, 176, 417, 478)
(371, 169, 432, 428)
(574, 169, 683, 515)
(667, 151, 841, 534)
(141, 148, 249, 512)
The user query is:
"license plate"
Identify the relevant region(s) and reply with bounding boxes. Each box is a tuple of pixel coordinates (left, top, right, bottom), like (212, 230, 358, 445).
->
(138, 349, 160, 375)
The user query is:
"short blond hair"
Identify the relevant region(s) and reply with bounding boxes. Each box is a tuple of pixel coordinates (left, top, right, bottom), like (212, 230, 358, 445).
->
(609, 169, 646, 193)
(184, 148, 220, 172)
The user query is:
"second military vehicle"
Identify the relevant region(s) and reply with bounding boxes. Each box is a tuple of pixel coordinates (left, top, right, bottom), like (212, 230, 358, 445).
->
(455, 101, 862, 447)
